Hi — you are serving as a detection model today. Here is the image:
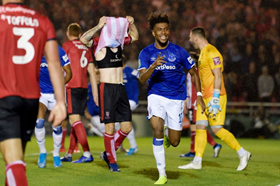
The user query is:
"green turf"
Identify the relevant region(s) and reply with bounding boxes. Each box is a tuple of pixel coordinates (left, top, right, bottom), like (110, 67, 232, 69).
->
(0, 137, 280, 186)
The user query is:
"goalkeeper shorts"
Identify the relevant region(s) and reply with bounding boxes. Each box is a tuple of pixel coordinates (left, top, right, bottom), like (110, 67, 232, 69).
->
(196, 94, 227, 127)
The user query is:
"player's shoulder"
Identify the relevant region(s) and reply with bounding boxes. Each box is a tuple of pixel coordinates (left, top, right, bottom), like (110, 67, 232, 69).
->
(140, 44, 154, 55)
(124, 66, 134, 74)
(62, 40, 73, 49)
(1, 4, 51, 23)
(206, 44, 219, 52)
(58, 45, 65, 53)
(168, 42, 186, 51)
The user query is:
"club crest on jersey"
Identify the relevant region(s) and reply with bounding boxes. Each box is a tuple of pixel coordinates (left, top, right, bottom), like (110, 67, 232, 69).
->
(168, 53, 176, 62)
(213, 57, 221, 65)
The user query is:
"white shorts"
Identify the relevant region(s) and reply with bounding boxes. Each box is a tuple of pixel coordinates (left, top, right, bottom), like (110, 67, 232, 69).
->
(91, 115, 105, 133)
(39, 93, 56, 111)
(90, 116, 120, 133)
(129, 100, 138, 111)
(147, 94, 184, 131)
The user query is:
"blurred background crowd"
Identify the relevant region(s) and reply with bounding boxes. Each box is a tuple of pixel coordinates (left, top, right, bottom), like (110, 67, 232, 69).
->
(16, 0, 280, 102)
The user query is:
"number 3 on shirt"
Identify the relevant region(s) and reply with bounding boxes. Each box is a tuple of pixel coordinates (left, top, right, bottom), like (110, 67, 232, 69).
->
(13, 27, 35, 65)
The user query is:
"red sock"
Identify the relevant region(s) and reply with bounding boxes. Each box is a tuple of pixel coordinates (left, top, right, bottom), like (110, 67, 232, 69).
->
(114, 129, 129, 150)
(73, 121, 90, 152)
(61, 129, 67, 149)
(6, 161, 28, 186)
(67, 127, 77, 154)
(207, 130, 217, 147)
(190, 131, 196, 153)
(104, 133, 116, 164)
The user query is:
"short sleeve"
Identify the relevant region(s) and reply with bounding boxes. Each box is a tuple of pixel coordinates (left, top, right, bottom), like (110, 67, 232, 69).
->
(44, 17, 56, 41)
(90, 37, 100, 54)
(131, 69, 139, 78)
(179, 47, 195, 70)
(208, 49, 223, 70)
(138, 49, 149, 70)
(58, 46, 70, 66)
(88, 50, 94, 63)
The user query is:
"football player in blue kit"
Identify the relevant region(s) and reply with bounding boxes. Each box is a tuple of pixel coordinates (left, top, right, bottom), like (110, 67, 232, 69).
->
(35, 45, 72, 168)
(138, 12, 205, 184)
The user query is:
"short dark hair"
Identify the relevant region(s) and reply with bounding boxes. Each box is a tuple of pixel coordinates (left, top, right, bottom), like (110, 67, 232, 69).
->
(191, 27, 206, 38)
(67, 23, 81, 37)
(148, 12, 169, 30)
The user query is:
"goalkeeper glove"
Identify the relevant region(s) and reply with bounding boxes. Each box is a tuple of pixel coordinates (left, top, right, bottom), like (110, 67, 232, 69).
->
(207, 89, 221, 115)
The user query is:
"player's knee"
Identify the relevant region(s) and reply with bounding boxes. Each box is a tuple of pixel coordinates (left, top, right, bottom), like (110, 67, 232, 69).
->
(123, 125, 132, 133)
(170, 138, 180, 147)
(211, 125, 223, 134)
(53, 126, 62, 135)
(36, 119, 45, 128)
(153, 129, 164, 138)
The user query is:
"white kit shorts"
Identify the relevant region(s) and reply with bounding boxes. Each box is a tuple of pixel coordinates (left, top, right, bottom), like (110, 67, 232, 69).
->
(147, 94, 184, 131)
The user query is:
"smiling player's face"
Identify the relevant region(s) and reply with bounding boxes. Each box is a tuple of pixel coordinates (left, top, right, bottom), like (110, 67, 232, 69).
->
(152, 23, 169, 48)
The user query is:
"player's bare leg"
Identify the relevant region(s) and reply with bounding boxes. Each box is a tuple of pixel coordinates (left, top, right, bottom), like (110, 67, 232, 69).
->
(0, 139, 28, 186)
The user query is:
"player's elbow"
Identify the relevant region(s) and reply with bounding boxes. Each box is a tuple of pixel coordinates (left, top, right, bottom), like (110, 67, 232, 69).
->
(138, 76, 146, 84)
(131, 35, 139, 43)
(79, 38, 89, 47)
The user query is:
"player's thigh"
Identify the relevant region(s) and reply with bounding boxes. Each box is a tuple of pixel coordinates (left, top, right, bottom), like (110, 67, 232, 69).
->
(165, 99, 184, 131)
(98, 83, 118, 123)
(0, 96, 38, 142)
(196, 102, 209, 127)
(67, 88, 87, 115)
(37, 102, 48, 119)
(208, 95, 227, 127)
(39, 93, 56, 111)
(147, 94, 167, 120)
(116, 85, 131, 123)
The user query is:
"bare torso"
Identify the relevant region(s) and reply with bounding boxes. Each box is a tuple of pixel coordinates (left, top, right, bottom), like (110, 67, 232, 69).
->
(95, 47, 123, 84)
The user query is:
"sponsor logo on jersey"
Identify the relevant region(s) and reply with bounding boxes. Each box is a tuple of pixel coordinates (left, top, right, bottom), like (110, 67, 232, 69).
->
(155, 64, 176, 70)
(213, 57, 221, 65)
(40, 63, 48, 67)
(62, 54, 69, 62)
(187, 56, 194, 65)
(110, 57, 122, 62)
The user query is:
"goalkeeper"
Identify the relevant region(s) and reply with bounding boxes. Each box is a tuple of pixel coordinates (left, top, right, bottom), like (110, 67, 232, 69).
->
(178, 27, 251, 171)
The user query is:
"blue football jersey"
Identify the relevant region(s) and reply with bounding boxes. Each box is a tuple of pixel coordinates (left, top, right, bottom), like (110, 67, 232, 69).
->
(123, 66, 139, 104)
(87, 83, 100, 116)
(39, 45, 70, 93)
(138, 42, 195, 100)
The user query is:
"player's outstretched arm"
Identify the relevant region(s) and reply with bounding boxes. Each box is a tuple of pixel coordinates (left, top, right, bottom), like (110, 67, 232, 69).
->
(80, 16, 107, 48)
(138, 53, 166, 84)
(45, 40, 67, 126)
(188, 66, 205, 113)
(126, 16, 139, 43)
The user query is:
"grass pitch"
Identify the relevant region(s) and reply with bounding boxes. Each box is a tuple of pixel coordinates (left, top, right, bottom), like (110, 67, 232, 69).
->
(0, 136, 280, 186)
